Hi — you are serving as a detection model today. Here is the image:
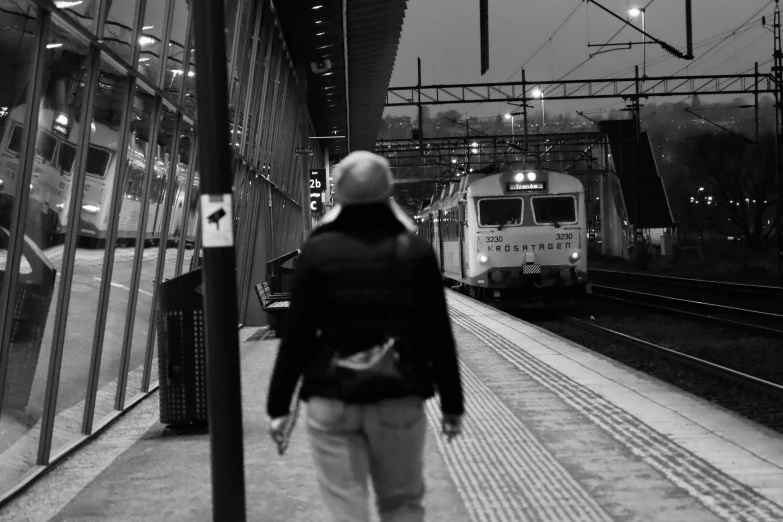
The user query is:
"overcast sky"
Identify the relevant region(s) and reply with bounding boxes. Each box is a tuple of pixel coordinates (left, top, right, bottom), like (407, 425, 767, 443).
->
(385, 0, 775, 119)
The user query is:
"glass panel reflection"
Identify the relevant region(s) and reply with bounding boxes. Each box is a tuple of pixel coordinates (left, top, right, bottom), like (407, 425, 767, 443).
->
(97, 86, 155, 418)
(182, 28, 196, 120)
(163, 0, 190, 101)
(56, 0, 97, 34)
(105, 0, 139, 64)
(0, 0, 40, 494)
(0, 6, 97, 491)
(137, 0, 167, 85)
(125, 105, 175, 398)
(175, 153, 198, 276)
(55, 57, 128, 447)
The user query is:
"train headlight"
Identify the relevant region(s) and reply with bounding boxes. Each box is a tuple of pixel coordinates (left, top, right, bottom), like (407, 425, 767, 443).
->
(514, 172, 525, 182)
(82, 204, 100, 214)
(526, 172, 537, 181)
(569, 251, 581, 263)
(478, 253, 489, 264)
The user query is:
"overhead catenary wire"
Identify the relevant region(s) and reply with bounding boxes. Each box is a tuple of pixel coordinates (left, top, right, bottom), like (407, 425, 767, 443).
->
(544, 0, 659, 96)
(459, 0, 583, 120)
(582, 5, 773, 117)
(670, 0, 773, 76)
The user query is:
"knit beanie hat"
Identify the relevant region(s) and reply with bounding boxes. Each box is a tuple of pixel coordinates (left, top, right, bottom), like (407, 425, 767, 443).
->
(332, 151, 393, 206)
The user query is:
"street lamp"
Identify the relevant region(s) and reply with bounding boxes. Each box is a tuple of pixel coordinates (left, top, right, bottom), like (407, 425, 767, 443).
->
(629, 7, 646, 77)
(504, 113, 514, 141)
(531, 87, 544, 127)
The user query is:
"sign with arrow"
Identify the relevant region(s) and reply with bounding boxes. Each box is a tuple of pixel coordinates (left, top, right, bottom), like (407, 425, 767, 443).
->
(200, 194, 234, 247)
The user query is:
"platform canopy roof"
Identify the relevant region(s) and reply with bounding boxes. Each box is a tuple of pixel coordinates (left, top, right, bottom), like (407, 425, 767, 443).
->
(275, 0, 408, 158)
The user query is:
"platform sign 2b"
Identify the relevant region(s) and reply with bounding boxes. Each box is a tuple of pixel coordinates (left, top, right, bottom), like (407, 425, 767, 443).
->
(309, 169, 326, 213)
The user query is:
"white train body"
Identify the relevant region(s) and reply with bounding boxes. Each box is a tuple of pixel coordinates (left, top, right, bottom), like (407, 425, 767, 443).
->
(0, 106, 198, 247)
(416, 167, 589, 306)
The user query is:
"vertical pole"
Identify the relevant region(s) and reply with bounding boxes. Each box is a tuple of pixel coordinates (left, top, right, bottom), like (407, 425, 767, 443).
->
(417, 57, 424, 153)
(642, 11, 646, 77)
(192, 0, 247, 520)
(522, 69, 528, 168)
(634, 65, 641, 266)
(755, 62, 760, 143)
(685, 0, 694, 59)
(775, 1, 783, 281)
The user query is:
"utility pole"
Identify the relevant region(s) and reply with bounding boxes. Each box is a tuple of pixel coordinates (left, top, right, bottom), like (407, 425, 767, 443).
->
(522, 69, 529, 168)
(192, 0, 247, 520)
(774, 0, 783, 281)
(417, 57, 424, 154)
(631, 66, 643, 268)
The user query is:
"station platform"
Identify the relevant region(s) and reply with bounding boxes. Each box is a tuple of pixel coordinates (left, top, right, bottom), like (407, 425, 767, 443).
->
(1, 290, 782, 522)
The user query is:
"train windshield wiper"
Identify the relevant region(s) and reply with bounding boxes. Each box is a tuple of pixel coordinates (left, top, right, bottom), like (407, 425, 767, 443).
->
(497, 216, 516, 230)
(550, 219, 561, 228)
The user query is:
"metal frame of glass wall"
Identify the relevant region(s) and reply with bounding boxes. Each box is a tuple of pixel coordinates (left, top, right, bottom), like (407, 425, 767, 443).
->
(0, 0, 318, 503)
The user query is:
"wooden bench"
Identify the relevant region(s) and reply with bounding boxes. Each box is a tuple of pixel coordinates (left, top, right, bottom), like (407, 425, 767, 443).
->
(255, 282, 290, 338)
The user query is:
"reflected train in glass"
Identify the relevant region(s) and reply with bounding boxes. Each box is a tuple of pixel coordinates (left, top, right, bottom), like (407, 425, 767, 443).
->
(0, 106, 198, 248)
(415, 166, 590, 307)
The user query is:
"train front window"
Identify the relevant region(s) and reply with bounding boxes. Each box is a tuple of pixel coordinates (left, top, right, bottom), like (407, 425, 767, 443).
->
(86, 146, 111, 177)
(56, 142, 77, 173)
(35, 131, 57, 163)
(7, 125, 22, 154)
(478, 198, 523, 228)
(532, 196, 577, 226)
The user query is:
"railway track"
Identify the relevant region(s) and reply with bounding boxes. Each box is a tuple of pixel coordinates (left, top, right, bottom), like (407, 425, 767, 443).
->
(587, 268, 783, 334)
(588, 268, 783, 297)
(589, 284, 783, 336)
(562, 315, 783, 403)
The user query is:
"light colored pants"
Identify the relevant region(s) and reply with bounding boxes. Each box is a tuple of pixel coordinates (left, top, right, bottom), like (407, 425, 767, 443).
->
(306, 396, 427, 522)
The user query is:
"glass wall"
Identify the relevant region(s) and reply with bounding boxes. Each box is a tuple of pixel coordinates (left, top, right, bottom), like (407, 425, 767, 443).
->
(0, 0, 317, 498)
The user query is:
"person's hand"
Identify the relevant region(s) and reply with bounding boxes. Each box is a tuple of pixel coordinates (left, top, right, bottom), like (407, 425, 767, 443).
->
(269, 416, 290, 454)
(441, 414, 462, 442)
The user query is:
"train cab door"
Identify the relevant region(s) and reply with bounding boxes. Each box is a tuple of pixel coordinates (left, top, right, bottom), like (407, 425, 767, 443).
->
(437, 209, 445, 272)
(458, 202, 466, 279)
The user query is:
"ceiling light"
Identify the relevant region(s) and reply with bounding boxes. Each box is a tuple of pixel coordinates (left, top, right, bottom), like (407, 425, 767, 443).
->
(139, 36, 155, 46)
(143, 25, 154, 30)
(315, 20, 323, 24)
(316, 32, 325, 36)
(46, 43, 63, 49)
(313, 5, 323, 9)
(54, 1, 82, 8)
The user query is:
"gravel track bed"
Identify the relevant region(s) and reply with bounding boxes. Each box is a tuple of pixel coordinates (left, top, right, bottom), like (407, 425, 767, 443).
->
(515, 302, 783, 434)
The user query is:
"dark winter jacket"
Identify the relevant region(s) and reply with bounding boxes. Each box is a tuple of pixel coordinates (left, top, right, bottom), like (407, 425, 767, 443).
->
(266, 203, 464, 418)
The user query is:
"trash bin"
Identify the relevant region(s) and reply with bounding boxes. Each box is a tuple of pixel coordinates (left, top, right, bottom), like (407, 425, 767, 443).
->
(156, 268, 207, 427)
(0, 227, 56, 412)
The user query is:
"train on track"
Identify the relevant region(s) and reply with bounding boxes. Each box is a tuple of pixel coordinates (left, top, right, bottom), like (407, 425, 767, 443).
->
(415, 165, 590, 308)
(0, 106, 199, 249)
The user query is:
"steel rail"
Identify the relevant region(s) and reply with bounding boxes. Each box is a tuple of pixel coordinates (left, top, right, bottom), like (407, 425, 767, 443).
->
(589, 268, 783, 296)
(591, 284, 783, 325)
(589, 291, 783, 337)
(563, 316, 783, 401)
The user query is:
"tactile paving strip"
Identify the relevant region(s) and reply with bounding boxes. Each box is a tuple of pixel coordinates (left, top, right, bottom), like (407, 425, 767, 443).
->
(449, 306, 783, 522)
(425, 359, 613, 521)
